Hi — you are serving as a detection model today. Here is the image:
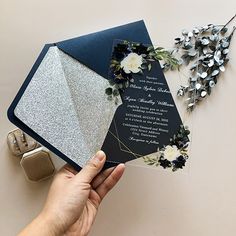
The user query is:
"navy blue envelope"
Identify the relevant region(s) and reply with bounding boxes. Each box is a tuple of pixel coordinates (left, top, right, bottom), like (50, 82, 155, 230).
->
(7, 20, 155, 170)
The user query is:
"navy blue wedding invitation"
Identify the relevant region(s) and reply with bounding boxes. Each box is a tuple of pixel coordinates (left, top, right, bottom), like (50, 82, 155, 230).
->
(102, 40, 182, 163)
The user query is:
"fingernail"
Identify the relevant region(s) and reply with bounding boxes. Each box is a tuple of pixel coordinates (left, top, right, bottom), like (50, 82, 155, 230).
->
(93, 151, 105, 162)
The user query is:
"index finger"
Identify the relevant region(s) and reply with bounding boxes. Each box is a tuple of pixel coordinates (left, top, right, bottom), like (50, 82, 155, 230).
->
(95, 163, 125, 200)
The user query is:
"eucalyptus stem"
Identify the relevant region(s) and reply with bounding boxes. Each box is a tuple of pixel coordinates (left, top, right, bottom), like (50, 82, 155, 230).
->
(165, 17, 236, 111)
(222, 14, 236, 29)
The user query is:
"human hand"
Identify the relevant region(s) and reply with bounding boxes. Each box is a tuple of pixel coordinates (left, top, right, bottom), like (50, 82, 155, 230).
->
(19, 151, 125, 236)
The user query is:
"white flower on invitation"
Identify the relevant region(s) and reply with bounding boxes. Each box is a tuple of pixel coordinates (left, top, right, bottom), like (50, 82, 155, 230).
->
(120, 53, 143, 74)
(163, 145, 181, 161)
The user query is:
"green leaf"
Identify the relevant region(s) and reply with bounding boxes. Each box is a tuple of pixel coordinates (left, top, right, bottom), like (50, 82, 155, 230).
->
(155, 47, 164, 50)
(147, 46, 154, 51)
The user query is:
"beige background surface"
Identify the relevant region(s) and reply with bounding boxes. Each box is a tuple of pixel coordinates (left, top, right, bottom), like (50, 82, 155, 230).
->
(1, 0, 236, 235)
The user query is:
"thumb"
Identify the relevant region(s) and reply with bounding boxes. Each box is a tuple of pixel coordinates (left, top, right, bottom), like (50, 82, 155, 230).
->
(75, 151, 106, 184)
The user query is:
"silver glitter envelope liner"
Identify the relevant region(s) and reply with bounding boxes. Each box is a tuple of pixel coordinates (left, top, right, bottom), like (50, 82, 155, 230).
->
(14, 46, 122, 167)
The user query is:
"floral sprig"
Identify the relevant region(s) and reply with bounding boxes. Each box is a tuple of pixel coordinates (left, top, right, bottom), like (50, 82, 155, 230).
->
(143, 125, 190, 171)
(163, 14, 236, 111)
(105, 41, 179, 102)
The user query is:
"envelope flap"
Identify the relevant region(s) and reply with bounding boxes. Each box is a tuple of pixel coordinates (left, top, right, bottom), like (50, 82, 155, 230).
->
(14, 46, 92, 167)
(56, 20, 152, 78)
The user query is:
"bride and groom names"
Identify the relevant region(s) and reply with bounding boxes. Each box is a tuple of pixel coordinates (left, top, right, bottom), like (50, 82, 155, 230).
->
(123, 76, 174, 107)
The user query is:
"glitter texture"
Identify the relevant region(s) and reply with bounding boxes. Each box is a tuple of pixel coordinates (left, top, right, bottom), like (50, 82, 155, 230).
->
(14, 46, 122, 167)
